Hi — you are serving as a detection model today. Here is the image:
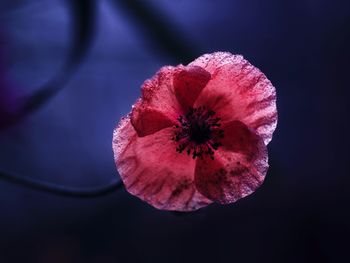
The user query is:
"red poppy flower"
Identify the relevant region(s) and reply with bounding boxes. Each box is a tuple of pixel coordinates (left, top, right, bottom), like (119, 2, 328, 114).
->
(113, 52, 277, 211)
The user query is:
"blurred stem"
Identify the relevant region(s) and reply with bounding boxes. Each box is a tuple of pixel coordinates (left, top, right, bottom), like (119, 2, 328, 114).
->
(112, 0, 199, 64)
(0, 1, 120, 198)
(21, 0, 97, 112)
(1, 0, 96, 130)
(0, 170, 123, 198)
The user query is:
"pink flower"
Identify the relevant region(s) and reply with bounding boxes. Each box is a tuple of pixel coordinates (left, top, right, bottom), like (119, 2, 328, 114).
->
(113, 52, 277, 211)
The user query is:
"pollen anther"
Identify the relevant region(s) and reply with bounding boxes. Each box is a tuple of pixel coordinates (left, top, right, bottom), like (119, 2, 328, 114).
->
(172, 106, 224, 159)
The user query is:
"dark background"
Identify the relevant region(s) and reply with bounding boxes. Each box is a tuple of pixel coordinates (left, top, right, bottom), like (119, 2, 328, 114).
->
(0, 0, 349, 262)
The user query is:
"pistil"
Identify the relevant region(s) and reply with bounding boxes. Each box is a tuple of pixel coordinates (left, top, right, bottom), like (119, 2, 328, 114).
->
(172, 106, 224, 159)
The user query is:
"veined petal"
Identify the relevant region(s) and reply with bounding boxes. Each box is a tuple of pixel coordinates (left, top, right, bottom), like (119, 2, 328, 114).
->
(113, 115, 212, 211)
(141, 66, 181, 114)
(130, 66, 183, 137)
(131, 102, 175, 137)
(194, 130, 268, 204)
(191, 52, 277, 145)
(221, 120, 261, 155)
(173, 66, 211, 111)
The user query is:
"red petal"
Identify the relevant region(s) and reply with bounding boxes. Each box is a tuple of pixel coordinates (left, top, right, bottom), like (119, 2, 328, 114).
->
(131, 102, 175, 137)
(189, 52, 238, 73)
(173, 66, 211, 110)
(191, 52, 277, 144)
(194, 128, 268, 204)
(141, 66, 181, 114)
(131, 66, 184, 137)
(221, 120, 261, 155)
(113, 115, 212, 211)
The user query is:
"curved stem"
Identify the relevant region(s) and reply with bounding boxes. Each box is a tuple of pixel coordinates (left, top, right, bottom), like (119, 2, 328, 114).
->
(112, 0, 199, 64)
(1, 0, 96, 130)
(0, 170, 123, 198)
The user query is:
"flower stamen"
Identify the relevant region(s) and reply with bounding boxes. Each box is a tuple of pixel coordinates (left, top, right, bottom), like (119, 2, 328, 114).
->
(172, 106, 224, 159)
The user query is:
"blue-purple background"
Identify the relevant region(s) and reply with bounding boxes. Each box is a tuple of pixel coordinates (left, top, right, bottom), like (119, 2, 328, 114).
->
(0, 0, 349, 262)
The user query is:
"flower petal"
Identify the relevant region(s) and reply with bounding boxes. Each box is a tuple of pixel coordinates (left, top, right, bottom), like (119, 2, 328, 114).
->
(221, 120, 261, 154)
(189, 52, 239, 73)
(190, 52, 277, 144)
(194, 128, 268, 204)
(130, 66, 183, 137)
(113, 115, 212, 211)
(131, 102, 175, 137)
(173, 66, 211, 110)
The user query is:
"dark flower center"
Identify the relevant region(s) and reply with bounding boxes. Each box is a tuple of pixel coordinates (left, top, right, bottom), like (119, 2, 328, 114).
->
(172, 106, 224, 159)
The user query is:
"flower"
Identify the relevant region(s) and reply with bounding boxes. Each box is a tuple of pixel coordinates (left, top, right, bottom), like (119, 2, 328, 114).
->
(112, 52, 277, 211)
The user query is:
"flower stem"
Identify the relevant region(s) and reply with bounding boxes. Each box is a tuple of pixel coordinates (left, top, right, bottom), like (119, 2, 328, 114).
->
(0, 170, 122, 198)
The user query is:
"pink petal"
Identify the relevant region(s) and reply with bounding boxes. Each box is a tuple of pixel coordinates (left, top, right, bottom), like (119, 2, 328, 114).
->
(131, 102, 175, 137)
(221, 120, 261, 155)
(113, 115, 212, 211)
(194, 127, 268, 204)
(190, 52, 277, 145)
(130, 66, 184, 137)
(173, 66, 211, 110)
